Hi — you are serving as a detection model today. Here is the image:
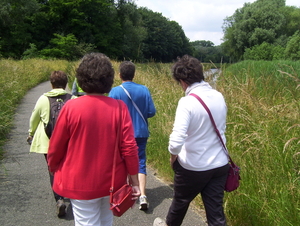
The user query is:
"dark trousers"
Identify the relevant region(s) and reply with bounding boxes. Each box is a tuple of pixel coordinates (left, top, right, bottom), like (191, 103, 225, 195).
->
(166, 160, 229, 226)
(44, 154, 64, 202)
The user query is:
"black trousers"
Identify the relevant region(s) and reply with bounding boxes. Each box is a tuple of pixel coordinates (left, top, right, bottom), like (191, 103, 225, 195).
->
(44, 154, 64, 202)
(166, 160, 229, 226)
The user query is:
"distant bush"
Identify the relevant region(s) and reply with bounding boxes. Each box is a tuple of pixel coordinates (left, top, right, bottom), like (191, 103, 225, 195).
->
(244, 42, 285, 60)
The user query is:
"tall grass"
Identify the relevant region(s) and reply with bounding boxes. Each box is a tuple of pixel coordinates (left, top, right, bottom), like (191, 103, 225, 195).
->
(218, 61, 300, 225)
(0, 59, 299, 225)
(0, 59, 73, 158)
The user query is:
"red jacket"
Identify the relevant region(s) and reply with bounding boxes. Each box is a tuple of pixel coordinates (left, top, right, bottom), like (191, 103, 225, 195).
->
(47, 95, 139, 200)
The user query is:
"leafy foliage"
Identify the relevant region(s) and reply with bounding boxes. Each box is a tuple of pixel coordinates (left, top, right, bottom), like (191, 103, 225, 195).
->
(139, 7, 192, 62)
(0, 0, 192, 62)
(191, 40, 230, 63)
(222, 0, 300, 61)
(244, 42, 285, 61)
(284, 30, 300, 60)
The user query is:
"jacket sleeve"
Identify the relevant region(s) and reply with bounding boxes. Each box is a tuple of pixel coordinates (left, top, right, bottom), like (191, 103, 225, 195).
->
(168, 97, 189, 155)
(147, 89, 156, 118)
(28, 95, 48, 136)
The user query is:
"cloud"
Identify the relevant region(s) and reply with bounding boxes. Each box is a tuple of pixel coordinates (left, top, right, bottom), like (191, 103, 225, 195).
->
(135, 0, 300, 45)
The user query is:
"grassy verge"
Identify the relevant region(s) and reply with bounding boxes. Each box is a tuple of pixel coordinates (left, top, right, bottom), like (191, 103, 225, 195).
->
(218, 61, 299, 226)
(0, 59, 299, 225)
(0, 59, 72, 158)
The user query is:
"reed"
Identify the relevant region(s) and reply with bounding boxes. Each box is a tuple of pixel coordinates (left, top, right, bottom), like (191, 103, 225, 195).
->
(218, 61, 299, 226)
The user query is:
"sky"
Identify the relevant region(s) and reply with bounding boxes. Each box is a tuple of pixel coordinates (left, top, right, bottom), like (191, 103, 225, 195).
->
(134, 0, 300, 46)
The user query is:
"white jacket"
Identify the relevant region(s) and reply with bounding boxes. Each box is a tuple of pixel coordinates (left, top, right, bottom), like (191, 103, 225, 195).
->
(168, 81, 228, 171)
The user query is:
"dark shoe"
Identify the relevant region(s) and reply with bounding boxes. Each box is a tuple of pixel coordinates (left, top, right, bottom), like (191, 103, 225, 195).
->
(56, 199, 66, 217)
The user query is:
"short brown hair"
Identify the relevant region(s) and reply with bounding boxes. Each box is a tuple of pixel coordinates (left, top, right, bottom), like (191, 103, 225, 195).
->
(76, 52, 114, 94)
(50, 71, 68, 89)
(119, 61, 135, 81)
(172, 55, 204, 85)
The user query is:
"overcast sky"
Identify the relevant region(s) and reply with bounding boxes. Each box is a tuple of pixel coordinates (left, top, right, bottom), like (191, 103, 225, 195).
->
(134, 0, 300, 46)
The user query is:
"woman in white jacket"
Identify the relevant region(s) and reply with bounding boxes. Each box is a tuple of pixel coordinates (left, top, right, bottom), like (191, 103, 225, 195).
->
(155, 55, 229, 226)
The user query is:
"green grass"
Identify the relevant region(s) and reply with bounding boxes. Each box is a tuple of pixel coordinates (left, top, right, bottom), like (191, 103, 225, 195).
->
(218, 61, 300, 226)
(0, 59, 299, 225)
(0, 59, 73, 158)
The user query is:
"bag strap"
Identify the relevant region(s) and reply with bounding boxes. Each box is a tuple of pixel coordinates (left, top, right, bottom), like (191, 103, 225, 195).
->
(189, 93, 232, 160)
(120, 85, 148, 127)
(110, 100, 122, 203)
(47, 93, 72, 102)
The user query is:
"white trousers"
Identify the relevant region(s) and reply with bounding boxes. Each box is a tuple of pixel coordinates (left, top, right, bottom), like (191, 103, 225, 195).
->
(70, 196, 113, 226)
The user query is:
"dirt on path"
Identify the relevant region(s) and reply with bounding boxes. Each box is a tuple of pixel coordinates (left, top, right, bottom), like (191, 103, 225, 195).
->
(0, 81, 207, 226)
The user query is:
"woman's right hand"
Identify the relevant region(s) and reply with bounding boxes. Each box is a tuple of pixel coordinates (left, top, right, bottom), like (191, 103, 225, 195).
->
(131, 185, 141, 200)
(170, 154, 178, 165)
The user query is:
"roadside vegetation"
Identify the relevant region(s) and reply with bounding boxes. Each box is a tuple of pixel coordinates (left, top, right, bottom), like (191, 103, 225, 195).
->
(218, 61, 300, 225)
(0, 59, 299, 225)
(0, 59, 71, 158)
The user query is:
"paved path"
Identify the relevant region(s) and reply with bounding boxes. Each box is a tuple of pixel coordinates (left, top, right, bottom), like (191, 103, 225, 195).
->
(0, 81, 207, 226)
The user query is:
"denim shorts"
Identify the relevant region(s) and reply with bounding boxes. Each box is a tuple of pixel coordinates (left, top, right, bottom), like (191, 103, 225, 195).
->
(135, 138, 148, 175)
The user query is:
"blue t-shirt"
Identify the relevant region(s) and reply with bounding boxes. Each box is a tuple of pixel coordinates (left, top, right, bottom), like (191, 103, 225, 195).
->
(109, 81, 156, 138)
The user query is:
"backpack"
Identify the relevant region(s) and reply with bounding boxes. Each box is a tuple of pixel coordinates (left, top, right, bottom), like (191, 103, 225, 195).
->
(44, 93, 72, 139)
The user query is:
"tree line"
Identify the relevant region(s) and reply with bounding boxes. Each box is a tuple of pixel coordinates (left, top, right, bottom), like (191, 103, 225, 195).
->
(0, 0, 195, 62)
(1, 0, 299, 63)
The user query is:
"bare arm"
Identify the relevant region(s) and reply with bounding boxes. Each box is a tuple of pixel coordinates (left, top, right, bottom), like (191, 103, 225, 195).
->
(129, 174, 140, 200)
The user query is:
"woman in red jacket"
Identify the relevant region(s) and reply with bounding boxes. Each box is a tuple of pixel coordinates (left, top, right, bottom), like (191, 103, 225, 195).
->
(47, 53, 140, 226)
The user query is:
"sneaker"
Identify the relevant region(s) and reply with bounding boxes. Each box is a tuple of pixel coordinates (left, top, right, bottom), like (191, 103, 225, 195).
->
(56, 199, 67, 217)
(153, 217, 167, 226)
(139, 195, 149, 210)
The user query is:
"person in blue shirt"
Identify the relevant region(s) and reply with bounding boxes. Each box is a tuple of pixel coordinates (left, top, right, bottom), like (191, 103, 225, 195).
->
(109, 61, 156, 211)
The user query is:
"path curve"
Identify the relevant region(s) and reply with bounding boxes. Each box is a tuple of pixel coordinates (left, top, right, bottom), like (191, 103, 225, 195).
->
(0, 81, 207, 226)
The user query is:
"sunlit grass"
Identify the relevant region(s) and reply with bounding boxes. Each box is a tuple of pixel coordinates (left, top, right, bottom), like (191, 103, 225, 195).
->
(0, 59, 72, 158)
(218, 61, 300, 226)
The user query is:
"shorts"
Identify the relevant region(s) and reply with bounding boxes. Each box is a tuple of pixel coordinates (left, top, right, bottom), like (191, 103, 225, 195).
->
(135, 137, 148, 175)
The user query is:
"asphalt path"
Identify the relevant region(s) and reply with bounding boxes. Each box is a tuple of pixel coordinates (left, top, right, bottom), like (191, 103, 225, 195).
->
(0, 81, 207, 226)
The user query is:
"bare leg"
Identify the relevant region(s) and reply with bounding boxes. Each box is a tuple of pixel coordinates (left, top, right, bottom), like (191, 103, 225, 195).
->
(139, 173, 146, 196)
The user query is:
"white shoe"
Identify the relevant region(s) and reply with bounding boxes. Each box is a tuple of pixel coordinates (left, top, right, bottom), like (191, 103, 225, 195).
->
(139, 195, 149, 210)
(153, 217, 167, 226)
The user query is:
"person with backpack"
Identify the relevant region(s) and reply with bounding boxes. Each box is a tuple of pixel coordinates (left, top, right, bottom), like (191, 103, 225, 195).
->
(27, 70, 73, 218)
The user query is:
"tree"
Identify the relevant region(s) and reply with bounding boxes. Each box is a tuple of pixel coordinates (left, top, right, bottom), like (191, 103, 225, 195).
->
(39, 33, 78, 60)
(0, 0, 40, 58)
(284, 31, 300, 60)
(29, 0, 123, 58)
(116, 1, 147, 61)
(222, 0, 286, 61)
(138, 7, 192, 62)
(191, 40, 229, 63)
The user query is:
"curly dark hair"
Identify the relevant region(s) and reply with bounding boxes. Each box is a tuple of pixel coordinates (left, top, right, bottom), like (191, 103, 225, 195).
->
(119, 61, 135, 81)
(50, 71, 68, 89)
(76, 52, 114, 94)
(172, 55, 204, 85)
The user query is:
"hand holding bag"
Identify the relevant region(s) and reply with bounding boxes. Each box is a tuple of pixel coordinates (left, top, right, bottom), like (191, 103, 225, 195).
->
(110, 100, 135, 217)
(190, 93, 241, 192)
